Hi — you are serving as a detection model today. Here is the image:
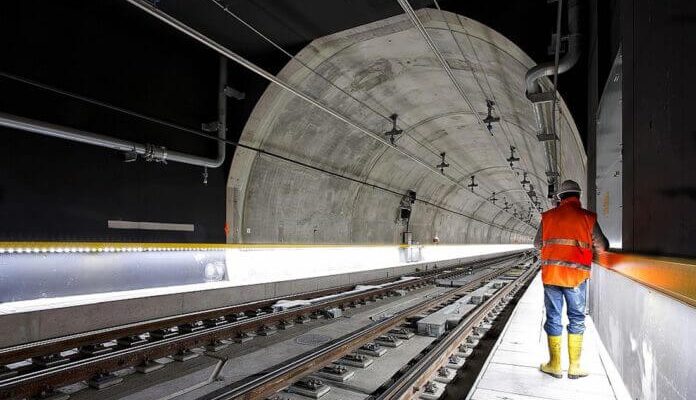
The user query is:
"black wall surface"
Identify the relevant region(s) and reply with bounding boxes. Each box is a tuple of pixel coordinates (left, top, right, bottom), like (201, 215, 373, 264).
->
(0, 0, 585, 243)
(587, 0, 696, 257)
(0, 1, 229, 242)
(586, 0, 620, 212)
(620, 0, 696, 257)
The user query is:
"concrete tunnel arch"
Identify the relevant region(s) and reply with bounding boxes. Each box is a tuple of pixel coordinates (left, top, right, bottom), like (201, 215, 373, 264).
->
(226, 8, 586, 245)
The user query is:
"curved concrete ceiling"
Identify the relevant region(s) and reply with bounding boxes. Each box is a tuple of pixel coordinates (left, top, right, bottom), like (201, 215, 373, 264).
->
(227, 9, 586, 245)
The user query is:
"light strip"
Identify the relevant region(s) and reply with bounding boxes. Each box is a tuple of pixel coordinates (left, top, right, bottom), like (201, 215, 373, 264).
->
(0, 241, 448, 254)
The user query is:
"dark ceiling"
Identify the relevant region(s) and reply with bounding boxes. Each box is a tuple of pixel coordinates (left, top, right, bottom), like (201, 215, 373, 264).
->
(158, 0, 588, 145)
(1, 0, 588, 152)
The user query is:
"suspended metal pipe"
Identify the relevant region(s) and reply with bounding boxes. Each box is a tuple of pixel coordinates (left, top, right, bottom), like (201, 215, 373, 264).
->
(0, 57, 228, 168)
(525, 0, 582, 96)
(0, 111, 224, 167)
(214, 55, 228, 167)
(525, 0, 582, 196)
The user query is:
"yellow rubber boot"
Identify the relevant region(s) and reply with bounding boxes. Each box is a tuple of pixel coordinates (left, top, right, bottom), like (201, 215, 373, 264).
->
(540, 335, 563, 378)
(568, 333, 589, 379)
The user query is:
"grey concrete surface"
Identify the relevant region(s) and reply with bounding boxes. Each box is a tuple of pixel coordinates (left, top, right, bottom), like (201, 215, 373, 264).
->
(227, 9, 586, 245)
(590, 265, 696, 400)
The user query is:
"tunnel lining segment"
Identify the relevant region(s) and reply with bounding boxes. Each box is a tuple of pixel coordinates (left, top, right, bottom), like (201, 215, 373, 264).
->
(223, 8, 586, 244)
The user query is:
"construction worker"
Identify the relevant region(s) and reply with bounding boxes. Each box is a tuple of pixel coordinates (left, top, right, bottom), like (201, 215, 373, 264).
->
(534, 179, 609, 379)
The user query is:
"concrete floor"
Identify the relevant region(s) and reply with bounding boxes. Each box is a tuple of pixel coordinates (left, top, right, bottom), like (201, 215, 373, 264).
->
(467, 273, 631, 400)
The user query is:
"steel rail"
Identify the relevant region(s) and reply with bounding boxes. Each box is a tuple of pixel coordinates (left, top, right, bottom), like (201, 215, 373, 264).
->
(0, 252, 521, 367)
(377, 261, 539, 399)
(0, 252, 527, 399)
(0, 276, 410, 366)
(0, 255, 462, 364)
(0, 279, 429, 399)
(196, 255, 534, 400)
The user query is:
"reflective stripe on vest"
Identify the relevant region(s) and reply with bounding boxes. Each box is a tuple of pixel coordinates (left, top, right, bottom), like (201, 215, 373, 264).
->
(541, 259, 591, 271)
(542, 238, 591, 249)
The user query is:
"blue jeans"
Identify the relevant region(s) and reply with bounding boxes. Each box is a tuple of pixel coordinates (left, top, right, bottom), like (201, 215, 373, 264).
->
(543, 280, 587, 336)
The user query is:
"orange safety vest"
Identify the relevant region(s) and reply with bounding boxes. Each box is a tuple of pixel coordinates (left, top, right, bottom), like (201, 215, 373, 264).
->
(540, 197, 596, 288)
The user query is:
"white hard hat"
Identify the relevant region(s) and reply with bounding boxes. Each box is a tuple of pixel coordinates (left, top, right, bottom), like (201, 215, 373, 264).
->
(556, 179, 581, 198)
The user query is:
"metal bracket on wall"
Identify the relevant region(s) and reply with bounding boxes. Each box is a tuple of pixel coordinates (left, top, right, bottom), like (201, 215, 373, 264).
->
(536, 132, 559, 142)
(124, 149, 138, 163)
(143, 143, 168, 163)
(224, 86, 245, 100)
(482, 100, 500, 135)
(527, 183, 538, 199)
(527, 91, 555, 104)
(384, 114, 403, 145)
(506, 146, 520, 167)
(436, 152, 450, 174)
(467, 176, 478, 192)
(546, 33, 568, 56)
(201, 121, 220, 132)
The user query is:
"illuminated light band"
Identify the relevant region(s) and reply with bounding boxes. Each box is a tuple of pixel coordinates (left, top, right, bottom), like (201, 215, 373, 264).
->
(0, 241, 519, 254)
(595, 252, 696, 308)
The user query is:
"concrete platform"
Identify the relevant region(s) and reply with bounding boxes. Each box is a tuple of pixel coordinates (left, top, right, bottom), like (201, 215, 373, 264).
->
(468, 273, 631, 400)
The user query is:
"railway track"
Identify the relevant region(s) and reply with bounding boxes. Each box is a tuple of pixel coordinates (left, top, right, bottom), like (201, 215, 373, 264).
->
(198, 253, 538, 400)
(0, 251, 529, 400)
(376, 259, 537, 399)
